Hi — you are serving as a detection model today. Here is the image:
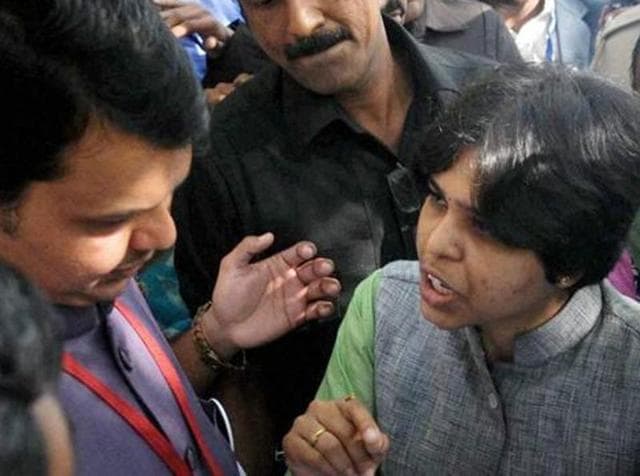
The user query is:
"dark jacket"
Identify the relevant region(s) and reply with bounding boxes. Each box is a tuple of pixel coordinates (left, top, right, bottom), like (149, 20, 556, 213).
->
(407, 0, 522, 63)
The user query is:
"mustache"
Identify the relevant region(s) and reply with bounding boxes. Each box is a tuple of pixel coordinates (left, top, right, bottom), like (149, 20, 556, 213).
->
(118, 251, 154, 270)
(284, 27, 352, 60)
(382, 0, 405, 15)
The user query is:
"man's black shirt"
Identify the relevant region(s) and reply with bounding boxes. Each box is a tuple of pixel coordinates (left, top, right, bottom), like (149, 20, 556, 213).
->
(173, 15, 494, 471)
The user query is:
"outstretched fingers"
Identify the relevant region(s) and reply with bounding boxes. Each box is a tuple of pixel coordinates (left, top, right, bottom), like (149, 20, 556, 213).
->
(303, 300, 336, 323)
(219, 233, 275, 271)
(276, 240, 318, 269)
(298, 262, 340, 323)
(295, 256, 335, 283)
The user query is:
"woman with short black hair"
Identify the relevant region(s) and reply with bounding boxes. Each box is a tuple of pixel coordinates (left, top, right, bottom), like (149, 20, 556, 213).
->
(284, 64, 640, 475)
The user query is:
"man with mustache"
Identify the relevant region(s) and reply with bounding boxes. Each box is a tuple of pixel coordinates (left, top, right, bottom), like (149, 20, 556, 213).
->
(172, 0, 494, 471)
(382, 0, 522, 62)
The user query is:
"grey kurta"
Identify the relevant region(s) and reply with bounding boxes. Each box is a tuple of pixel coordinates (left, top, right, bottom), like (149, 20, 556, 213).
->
(373, 261, 640, 474)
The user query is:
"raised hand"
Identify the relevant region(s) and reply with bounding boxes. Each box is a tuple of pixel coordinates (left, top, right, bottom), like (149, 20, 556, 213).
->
(153, 0, 233, 53)
(202, 233, 341, 359)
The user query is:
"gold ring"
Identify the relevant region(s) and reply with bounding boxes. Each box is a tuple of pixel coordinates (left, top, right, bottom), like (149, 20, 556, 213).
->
(344, 393, 357, 402)
(310, 426, 327, 447)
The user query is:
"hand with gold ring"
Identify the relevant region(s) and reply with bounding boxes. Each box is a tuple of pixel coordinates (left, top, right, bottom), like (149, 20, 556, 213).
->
(283, 398, 389, 475)
(309, 426, 328, 448)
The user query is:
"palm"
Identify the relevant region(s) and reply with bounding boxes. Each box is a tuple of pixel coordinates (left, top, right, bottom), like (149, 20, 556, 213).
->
(212, 254, 306, 348)
(208, 234, 339, 351)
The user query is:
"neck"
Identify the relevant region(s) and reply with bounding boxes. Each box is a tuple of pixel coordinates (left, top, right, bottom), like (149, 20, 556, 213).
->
(335, 39, 414, 154)
(499, 0, 545, 32)
(480, 290, 570, 362)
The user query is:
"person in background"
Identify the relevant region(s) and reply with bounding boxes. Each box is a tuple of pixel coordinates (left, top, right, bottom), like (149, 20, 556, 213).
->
(0, 263, 73, 476)
(629, 36, 640, 288)
(592, 17, 640, 297)
(381, 0, 522, 62)
(592, 4, 640, 89)
(284, 63, 640, 474)
(154, 0, 269, 102)
(172, 0, 495, 471)
(154, 0, 243, 80)
(486, 0, 592, 67)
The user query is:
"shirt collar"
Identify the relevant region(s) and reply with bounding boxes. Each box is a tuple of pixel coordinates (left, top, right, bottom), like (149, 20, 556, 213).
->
(512, 283, 602, 366)
(282, 74, 348, 150)
(55, 303, 102, 340)
(55, 297, 117, 340)
(509, 0, 556, 37)
(541, 0, 557, 19)
(282, 14, 465, 152)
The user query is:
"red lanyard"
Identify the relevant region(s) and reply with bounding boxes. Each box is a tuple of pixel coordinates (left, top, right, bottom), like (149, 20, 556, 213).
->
(62, 352, 191, 475)
(62, 299, 225, 476)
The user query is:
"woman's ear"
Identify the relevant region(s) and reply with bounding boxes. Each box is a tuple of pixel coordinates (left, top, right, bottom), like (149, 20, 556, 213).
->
(556, 273, 581, 290)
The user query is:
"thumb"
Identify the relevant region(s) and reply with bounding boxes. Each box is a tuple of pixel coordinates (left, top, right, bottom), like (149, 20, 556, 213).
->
(342, 402, 387, 457)
(222, 233, 274, 269)
(361, 427, 387, 456)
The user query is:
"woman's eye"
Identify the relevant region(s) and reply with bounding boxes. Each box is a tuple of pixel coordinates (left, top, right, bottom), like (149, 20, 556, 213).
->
(426, 188, 447, 210)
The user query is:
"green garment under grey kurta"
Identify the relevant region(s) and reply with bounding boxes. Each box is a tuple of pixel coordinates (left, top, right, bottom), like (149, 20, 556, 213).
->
(317, 260, 640, 474)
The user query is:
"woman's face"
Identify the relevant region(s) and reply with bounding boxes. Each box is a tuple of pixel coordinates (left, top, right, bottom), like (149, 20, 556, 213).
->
(416, 147, 570, 338)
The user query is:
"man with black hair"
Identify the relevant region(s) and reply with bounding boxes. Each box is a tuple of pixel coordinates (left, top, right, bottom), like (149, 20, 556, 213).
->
(0, 263, 73, 476)
(381, 0, 522, 63)
(172, 0, 496, 471)
(285, 63, 640, 474)
(0, 1, 339, 474)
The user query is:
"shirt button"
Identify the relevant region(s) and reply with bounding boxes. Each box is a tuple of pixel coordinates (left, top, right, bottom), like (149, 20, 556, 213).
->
(185, 446, 198, 470)
(118, 346, 133, 371)
(488, 392, 499, 409)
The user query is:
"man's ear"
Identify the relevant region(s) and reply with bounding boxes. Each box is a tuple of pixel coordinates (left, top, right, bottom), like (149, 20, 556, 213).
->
(0, 205, 19, 235)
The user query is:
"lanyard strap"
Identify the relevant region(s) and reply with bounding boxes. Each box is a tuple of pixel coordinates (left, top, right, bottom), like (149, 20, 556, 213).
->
(114, 300, 224, 476)
(62, 352, 191, 476)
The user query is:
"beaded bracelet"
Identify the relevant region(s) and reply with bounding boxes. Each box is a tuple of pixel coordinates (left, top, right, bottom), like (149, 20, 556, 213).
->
(192, 301, 246, 371)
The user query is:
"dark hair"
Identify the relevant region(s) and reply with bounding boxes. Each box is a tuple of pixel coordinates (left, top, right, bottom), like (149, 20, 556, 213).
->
(0, 263, 63, 475)
(413, 63, 640, 288)
(0, 0, 208, 204)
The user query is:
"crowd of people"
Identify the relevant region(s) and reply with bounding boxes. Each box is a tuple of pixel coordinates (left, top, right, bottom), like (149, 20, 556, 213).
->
(2, 0, 640, 474)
